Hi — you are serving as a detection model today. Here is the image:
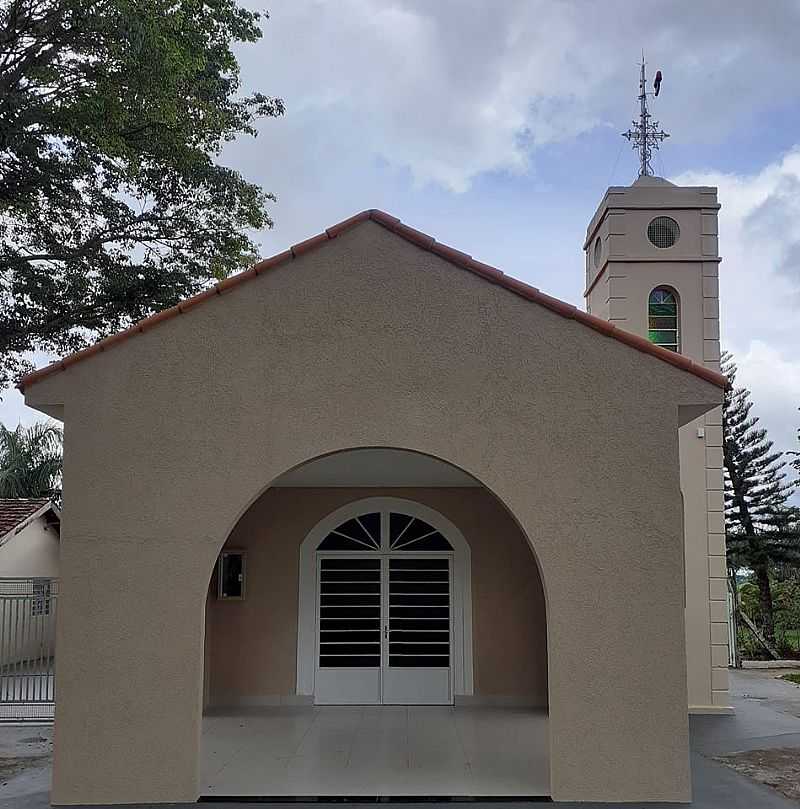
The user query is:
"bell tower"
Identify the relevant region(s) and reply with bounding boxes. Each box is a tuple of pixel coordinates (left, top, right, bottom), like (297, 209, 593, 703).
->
(583, 60, 731, 714)
(584, 174, 721, 366)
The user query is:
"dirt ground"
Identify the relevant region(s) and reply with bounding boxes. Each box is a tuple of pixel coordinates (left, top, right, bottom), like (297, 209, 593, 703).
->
(714, 747, 800, 802)
(0, 727, 53, 799)
(712, 667, 800, 802)
(0, 754, 51, 782)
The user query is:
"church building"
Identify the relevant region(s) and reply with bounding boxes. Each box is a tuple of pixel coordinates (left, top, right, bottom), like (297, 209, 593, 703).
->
(18, 64, 730, 807)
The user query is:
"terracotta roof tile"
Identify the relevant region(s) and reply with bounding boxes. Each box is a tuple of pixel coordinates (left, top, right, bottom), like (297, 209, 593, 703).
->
(17, 209, 728, 391)
(0, 498, 52, 538)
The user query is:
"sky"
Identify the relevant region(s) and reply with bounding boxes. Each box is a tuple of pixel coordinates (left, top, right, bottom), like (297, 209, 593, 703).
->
(3, 0, 799, 463)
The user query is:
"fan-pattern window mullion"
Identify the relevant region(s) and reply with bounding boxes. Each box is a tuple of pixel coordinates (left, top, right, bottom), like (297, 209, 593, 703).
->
(318, 512, 381, 551)
(317, 511, 454, 552)
(389, 513, 452, 552)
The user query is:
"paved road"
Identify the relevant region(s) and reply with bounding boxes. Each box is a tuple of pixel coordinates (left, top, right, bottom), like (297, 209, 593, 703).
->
(2, 669, 799, 808)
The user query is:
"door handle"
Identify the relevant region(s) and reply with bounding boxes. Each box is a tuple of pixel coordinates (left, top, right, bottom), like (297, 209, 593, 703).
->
(384, 624, 388, 639)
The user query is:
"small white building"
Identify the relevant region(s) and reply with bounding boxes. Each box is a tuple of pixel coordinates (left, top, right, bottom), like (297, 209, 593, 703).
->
(0, 498, 60, 671)
(0, 498, 60, 579)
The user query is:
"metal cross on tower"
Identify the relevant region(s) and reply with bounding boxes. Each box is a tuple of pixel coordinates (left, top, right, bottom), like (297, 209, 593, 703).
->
(622, 57, 669, 177)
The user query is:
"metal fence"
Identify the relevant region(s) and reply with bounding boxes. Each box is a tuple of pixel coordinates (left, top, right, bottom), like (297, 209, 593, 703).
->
(727, 578, 738, 668)
(0, 578, 58, 722)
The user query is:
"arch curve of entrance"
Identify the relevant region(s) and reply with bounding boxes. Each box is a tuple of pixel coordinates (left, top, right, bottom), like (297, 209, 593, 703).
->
(200, 445, 552, 619)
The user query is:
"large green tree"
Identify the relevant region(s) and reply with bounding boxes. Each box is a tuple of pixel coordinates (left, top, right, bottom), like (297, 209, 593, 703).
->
(0, 0, 283, 388)
(722, 352, 799, 643)
(0, 421, 62, 498)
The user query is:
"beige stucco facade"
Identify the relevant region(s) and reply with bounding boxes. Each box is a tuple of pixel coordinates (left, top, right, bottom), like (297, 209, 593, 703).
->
(24, 218, 722, 803)
(205, 486, 547, 708)
(584, 176, 730, 713)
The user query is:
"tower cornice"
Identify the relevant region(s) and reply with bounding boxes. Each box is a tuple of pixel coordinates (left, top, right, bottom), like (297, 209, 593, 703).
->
(584, 184, 720, 249)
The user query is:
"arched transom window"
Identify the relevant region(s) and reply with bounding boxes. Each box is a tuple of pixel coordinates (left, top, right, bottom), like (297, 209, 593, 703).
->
(318, 511, 453, 552)
(648, 287, 679, 353)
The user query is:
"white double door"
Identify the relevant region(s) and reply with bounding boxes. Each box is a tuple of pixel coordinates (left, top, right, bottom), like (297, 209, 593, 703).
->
(314, 553, 452, 705)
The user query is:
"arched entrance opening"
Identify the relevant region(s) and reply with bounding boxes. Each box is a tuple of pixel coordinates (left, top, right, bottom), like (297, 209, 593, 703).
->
(201, 448, 549, 798)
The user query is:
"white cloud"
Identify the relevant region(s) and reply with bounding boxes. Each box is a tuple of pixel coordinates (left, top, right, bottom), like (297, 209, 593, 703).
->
(734, 342, 800, 459)
(675, 151, 800, 457)
(240, 0, 800, 192)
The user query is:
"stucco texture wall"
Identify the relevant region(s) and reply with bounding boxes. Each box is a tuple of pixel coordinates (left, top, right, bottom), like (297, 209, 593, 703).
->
(205, 486, 547, 706)
(26, 220, 721, 803)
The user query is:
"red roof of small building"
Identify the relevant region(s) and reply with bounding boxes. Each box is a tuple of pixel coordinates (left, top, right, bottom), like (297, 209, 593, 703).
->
(0, 498, 53, 538)
(17, 209, 728, 391)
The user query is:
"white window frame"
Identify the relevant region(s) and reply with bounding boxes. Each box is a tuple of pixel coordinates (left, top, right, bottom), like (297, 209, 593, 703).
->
(217, 550, 247, 601)
(31, 579, 51, 617)
(648, 285, 681, 353)
(296, 497, 473, 698)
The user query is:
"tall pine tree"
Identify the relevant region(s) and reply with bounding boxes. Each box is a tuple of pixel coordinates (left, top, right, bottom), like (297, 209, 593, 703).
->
(722, 352, 799, 643)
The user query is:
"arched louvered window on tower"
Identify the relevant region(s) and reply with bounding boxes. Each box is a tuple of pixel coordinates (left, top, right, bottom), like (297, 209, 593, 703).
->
(648, 287, 680, 353)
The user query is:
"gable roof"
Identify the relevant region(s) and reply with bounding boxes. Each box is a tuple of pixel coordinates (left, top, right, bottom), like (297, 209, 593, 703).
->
(17, 209, 727, 391)
(0, 498, 59, 543)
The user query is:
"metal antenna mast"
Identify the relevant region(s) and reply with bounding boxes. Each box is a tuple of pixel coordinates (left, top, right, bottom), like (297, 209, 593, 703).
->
(622, 56, 669, 176)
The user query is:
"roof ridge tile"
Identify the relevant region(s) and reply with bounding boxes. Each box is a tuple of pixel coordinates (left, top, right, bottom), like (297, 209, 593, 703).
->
(391, 222, 435, 250)
(290, 232, 330, 258)
(253, 250, 292, 275)
(17, 209, 727, 391)
(325, 211, 372, 238)
(430, 243, 472, 265)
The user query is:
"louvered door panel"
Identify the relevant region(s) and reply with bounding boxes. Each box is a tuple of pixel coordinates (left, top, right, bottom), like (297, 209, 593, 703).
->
(388, 557, 450, 667)
(382, 556, 452, 704)
(314, 557, 382, 704)
(318, 557, 381, 667)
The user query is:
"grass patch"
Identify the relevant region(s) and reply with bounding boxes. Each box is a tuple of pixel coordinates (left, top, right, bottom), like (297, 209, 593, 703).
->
(781, 673, 800, 685)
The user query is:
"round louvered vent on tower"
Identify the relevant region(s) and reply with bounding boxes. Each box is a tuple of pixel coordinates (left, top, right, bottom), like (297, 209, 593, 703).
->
(647, 216, 680, 248)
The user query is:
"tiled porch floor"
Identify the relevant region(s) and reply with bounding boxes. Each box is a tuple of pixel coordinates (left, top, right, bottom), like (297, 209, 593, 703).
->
(201, 705, 549, 797)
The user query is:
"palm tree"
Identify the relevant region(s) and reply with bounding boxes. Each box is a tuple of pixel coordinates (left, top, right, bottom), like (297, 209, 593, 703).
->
(0, 422, 63, 499)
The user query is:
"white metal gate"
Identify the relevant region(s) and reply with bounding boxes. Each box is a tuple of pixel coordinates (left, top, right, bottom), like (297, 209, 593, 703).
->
(0, 578, 58, 722)
(311, 507, 456, 705)
(314, 555, 452, 705)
